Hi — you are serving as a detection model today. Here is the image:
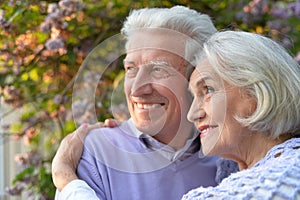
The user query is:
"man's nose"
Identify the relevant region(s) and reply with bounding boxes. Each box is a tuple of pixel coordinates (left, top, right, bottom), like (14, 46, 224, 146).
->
(131, 68, 153, 96)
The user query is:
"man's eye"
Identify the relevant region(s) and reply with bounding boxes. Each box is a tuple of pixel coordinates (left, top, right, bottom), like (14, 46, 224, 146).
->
(151, 66, 171, 79)
(125, 66, 138, 77)
(125, 66, 134, 71)
(153, 67, 162, 72)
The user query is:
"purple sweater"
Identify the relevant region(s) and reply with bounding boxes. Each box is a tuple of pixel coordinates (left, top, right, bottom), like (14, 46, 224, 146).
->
(77, 120, 221, 200)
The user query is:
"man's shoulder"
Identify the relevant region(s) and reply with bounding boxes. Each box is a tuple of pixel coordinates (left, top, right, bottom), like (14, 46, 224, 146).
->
(85, 120, 137, 143)
(82, 120, 146, 156)
(215, 157, 239, 184)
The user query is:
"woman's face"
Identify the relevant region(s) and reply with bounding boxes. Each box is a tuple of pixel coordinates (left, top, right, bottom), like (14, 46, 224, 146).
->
(187, 59, 257, 157)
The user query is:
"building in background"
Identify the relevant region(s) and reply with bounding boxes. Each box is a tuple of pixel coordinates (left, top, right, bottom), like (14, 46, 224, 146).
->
(0, 99, 26, 200)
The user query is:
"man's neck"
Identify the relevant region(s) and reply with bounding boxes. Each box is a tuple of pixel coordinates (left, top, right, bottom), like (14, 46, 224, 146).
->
(153, 123, 196, 151)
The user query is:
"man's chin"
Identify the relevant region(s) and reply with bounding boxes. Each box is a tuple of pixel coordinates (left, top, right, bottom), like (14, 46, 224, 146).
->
(135, 121, 165, 136)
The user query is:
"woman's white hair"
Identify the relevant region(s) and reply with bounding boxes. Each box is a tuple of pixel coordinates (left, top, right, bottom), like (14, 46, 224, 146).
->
(198, 30, 300, 138)
(121, 6, 217, 77)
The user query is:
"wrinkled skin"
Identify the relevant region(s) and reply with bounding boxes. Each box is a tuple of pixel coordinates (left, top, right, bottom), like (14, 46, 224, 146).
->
(51, 119, 119, 191)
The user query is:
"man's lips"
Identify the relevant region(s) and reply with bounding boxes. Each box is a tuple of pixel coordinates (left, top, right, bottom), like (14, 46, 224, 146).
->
(197, 125, 218, 138)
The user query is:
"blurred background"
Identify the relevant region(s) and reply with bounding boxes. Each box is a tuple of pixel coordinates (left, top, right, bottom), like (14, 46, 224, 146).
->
(0, 0, 299, 199)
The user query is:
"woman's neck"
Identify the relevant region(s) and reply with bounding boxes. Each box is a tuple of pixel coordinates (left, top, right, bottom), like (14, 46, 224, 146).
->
(232, 133, 290, 170)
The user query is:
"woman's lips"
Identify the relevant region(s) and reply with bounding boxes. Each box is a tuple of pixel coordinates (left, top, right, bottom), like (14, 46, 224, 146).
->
(197, 125, 218, 138)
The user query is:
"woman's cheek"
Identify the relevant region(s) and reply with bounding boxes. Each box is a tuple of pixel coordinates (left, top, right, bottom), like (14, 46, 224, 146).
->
(209, 93, 227, 124)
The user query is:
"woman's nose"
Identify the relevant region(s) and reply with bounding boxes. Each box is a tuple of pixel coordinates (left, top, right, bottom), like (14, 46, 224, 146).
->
(187, 97, 206, 123)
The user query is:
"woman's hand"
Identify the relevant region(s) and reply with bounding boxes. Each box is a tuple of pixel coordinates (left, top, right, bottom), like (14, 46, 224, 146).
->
(52, 119, 119, 191)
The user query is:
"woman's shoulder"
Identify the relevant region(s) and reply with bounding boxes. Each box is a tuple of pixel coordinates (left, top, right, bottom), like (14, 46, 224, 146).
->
(182, 139, 300, 200)
(262, 137, 300, 168)
(223, 138, 300, 199)
(250, 140, 300, 199)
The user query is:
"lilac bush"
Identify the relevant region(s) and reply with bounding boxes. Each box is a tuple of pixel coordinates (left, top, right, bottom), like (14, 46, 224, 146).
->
(1, 0, 299, 199)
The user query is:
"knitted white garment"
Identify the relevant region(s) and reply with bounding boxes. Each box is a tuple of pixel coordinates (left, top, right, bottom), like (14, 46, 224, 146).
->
(182, 138, 300, 200)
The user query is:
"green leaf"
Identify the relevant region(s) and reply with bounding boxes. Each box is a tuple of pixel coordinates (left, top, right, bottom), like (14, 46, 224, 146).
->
(12, 166, 35, 184)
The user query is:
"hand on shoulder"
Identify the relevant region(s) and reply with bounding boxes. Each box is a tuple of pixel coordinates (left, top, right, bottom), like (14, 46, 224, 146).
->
(52, 119, 120, 191)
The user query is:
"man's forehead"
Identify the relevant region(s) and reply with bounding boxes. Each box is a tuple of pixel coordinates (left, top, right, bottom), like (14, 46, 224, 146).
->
(124, 59, 171, 65)
(125, 57, 186, 70)
(126, 28, 189, 58)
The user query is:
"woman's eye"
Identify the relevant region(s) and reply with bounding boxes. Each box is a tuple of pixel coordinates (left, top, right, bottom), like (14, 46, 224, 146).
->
(206, 86, 214, 94)
(201, 85, 214, 95)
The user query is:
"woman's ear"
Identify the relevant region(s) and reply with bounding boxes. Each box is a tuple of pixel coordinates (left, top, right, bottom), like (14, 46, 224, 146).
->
(240, 89, 257, 117)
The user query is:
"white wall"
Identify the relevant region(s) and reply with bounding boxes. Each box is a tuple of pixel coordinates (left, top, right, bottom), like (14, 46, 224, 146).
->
(0, 132, 4, 199)
(0, 99, 25, 200)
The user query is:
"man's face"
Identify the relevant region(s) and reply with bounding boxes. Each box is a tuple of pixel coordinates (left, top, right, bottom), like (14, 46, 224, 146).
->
(123, 30, 193, 142)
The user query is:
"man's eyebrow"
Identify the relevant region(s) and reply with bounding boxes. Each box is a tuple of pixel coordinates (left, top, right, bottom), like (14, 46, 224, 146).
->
(148, 61, 172, 66)
(123, 60, 174, 69)
(123, 59, 135, 65)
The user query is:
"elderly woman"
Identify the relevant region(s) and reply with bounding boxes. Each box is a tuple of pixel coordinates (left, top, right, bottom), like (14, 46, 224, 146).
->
(184, 30, 300, 199)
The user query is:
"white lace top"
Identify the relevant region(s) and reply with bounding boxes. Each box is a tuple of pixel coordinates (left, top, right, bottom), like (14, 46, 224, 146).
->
(182, 138, 300, 200)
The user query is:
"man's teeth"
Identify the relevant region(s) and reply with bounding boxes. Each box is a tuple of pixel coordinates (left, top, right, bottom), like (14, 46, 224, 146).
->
(136, 103, 162, 109)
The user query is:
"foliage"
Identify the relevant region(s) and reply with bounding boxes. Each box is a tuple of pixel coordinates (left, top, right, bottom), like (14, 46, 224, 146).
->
(0, 0, 299, 199)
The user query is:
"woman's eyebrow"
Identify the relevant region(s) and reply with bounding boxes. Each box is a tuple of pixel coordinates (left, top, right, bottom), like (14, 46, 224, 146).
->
(188, 76, 208, 94)
(191, 76, 211, 88)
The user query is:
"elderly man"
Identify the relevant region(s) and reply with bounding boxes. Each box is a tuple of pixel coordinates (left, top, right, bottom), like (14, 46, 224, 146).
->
(52, 6, 236, 200)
